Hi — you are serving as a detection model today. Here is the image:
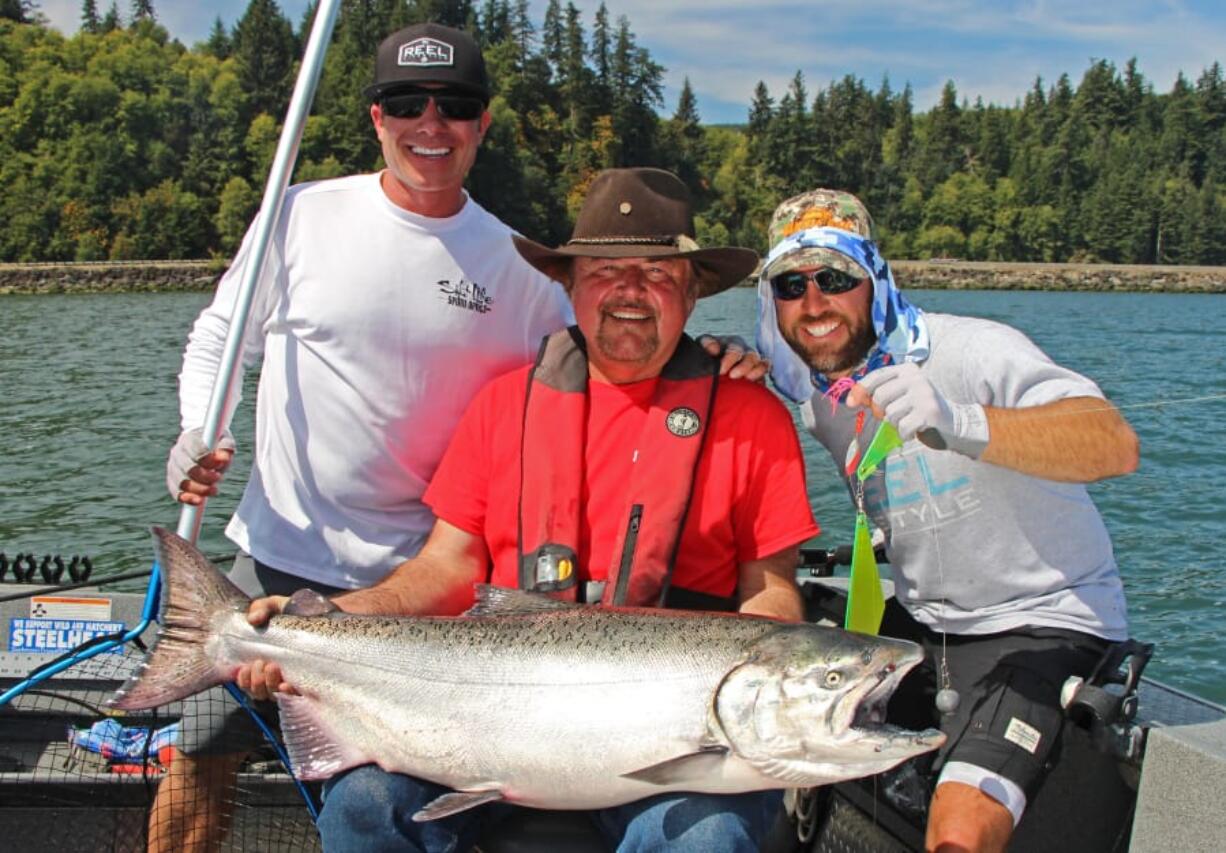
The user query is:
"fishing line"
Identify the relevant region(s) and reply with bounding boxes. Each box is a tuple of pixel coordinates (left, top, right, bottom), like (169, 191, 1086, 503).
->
(930, 528, 958, 715)
(938, 392, 1226, 424)
(1114, 392, 1226, 410)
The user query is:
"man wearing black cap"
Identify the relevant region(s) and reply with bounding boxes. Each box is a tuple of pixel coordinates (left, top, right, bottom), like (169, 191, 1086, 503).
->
(157, 26, 764, 852)
(238, 168, 820, 852)
(153, 23, 574, 852)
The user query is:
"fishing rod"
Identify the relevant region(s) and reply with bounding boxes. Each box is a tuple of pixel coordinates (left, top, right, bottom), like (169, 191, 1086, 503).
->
(0, 0, 343, 723)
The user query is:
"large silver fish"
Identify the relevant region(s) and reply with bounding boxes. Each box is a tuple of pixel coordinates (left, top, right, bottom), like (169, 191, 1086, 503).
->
(112, 528, 943, 820)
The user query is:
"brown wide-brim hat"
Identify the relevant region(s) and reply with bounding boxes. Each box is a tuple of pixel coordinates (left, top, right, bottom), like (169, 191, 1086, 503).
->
(512, 168, 758, 298)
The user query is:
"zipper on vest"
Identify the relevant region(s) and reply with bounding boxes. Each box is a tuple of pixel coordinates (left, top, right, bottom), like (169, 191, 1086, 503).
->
(612, 504, 643, 605)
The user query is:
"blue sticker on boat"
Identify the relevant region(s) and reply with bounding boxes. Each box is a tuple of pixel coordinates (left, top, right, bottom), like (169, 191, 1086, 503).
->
(8, 618, 125, 654)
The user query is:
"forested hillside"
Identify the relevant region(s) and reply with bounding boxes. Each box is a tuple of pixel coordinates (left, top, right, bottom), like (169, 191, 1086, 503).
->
(3, 0, 1225, 264)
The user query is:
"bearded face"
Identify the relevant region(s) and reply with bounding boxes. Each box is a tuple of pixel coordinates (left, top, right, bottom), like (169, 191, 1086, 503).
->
(773, 270, 876, 378)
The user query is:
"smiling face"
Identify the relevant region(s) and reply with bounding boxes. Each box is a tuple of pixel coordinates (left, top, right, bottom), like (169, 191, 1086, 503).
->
(371, 85, 491, 218)
(774, 267, 876, 379)
(568, 256, 697, 384)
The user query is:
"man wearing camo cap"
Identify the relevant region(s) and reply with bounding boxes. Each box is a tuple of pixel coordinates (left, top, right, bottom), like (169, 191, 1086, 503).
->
(757, 189, 1141, 850)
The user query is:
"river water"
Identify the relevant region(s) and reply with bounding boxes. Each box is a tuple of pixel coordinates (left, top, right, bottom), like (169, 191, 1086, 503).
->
(1, 287, 1223, 703)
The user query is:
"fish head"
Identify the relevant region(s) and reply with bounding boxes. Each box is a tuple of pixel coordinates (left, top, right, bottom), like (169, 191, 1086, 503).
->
(713, 624, 944, 786)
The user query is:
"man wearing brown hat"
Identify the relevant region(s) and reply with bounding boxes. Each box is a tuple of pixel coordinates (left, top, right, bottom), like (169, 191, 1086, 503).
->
(238, 168, 819, 851)
(757, 189, 1139, 850)
(157, 22, 763, 848)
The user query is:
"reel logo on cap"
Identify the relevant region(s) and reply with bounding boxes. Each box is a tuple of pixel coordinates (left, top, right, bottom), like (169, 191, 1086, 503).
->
(398, 38, 454, 67)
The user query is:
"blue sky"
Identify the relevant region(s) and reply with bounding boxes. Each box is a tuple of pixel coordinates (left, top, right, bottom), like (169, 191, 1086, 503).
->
(37, 1, 1226, 124)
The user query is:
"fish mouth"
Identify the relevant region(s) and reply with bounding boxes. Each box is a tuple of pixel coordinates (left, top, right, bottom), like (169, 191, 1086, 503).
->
(846, 651, 945, 750)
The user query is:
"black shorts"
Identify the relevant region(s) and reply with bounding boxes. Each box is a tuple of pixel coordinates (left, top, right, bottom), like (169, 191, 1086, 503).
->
(881, 600, 1112, 801)
(176, 554, 343, 757)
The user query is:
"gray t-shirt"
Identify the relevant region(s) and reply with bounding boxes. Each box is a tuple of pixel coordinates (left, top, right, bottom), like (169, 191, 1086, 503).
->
(802, 313, 1128, 641)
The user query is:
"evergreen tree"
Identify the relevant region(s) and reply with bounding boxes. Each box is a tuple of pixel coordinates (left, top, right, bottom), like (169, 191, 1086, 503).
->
(511, 0, 533, 56)
(297, 1, 316, 42)
(540, 0, 563, 73)
(477, 0, 509, 45)
(81, 0, 100, 32)
(760, 71, 813, 192)
(204, 16, 230, 59)
(976, 104, 1012, 181)
(589, 2, 611, 115)
(0, 0, 31, 23)
(559, 2, 591, 134)
(1122, 58, 1148, 127)
(130, 0, 154, 22)
(100, 1, 121, 31)
(918, 80, 964, 189)
(420, 0, 475, 29)
(882, 83, 914, 170)
(1195, 62, 1226, 131)
(1074, 59, 1124, 134)
(662, 77, 704, 199)
(232, 0, 298, 123)
(608, 15, 661, 166)
(673, 77, 700, 131)
(746, 81, 773, 153)
(1161, 73, 1203, 182)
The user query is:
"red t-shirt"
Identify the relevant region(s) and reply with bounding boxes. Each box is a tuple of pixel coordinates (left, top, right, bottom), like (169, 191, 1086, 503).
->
(423, 366, 820, 599)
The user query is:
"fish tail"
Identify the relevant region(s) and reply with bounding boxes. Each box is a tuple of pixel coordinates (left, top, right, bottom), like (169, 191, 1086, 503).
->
(109, 526, 250, 711)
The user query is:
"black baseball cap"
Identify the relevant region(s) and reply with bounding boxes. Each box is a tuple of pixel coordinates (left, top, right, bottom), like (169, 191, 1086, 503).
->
(364, 23, 490, 103)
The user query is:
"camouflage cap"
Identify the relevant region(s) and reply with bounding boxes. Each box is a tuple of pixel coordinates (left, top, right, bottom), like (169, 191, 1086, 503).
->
(764, 189, 875, 281)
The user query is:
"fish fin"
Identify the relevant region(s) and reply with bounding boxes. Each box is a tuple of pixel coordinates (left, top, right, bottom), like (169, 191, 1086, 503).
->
(463, 584, 582, 617)
(108, 527, 249, 711)
(276, 693, 367, 781)
(283, 589, 340, 616)
(412, 789, 506, 822)
(620, 745, 730, 785)
(746, 757, 829, 785)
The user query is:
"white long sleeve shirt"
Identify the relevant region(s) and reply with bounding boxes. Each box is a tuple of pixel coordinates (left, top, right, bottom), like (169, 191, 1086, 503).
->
(179, 173, 571, 588)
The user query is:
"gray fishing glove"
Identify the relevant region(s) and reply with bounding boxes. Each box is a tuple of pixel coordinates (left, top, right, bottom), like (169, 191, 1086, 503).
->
(857, 363, 990, 458)
(166, 427, 236, 499)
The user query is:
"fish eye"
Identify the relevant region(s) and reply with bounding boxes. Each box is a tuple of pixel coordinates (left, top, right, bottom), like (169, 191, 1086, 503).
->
(823, 670, 843, 688)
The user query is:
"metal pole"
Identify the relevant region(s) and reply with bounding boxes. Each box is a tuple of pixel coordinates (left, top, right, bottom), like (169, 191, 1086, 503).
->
(175, 0, 344, 547)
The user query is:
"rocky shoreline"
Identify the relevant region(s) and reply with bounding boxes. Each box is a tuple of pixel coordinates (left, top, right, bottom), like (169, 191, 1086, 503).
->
(890, 260, 1226, 293)
(0, 261, 223, 295)
(2, 259, 1225, 295)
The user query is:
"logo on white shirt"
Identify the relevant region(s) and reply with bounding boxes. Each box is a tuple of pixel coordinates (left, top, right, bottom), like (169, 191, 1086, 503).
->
(438, 279, 493, 314)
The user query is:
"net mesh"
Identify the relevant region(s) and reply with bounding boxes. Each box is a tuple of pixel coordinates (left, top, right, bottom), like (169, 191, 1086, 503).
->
(0, 644, 320, 852)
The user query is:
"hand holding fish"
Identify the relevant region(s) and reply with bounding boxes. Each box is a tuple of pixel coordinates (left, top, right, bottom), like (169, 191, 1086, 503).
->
(236, 656, 295, 701)
(166, 427, 236, 505)
(238, 595, 295, 700)
(851, 363, 989, 458)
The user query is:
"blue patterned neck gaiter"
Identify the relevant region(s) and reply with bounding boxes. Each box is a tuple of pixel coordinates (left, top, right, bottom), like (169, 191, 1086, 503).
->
(756, 227, 930, 403)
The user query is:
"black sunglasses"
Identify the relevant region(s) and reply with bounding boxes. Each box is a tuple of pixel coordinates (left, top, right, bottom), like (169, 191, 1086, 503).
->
(380, 91, 485, 122)
(770, 267, 865, 300)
